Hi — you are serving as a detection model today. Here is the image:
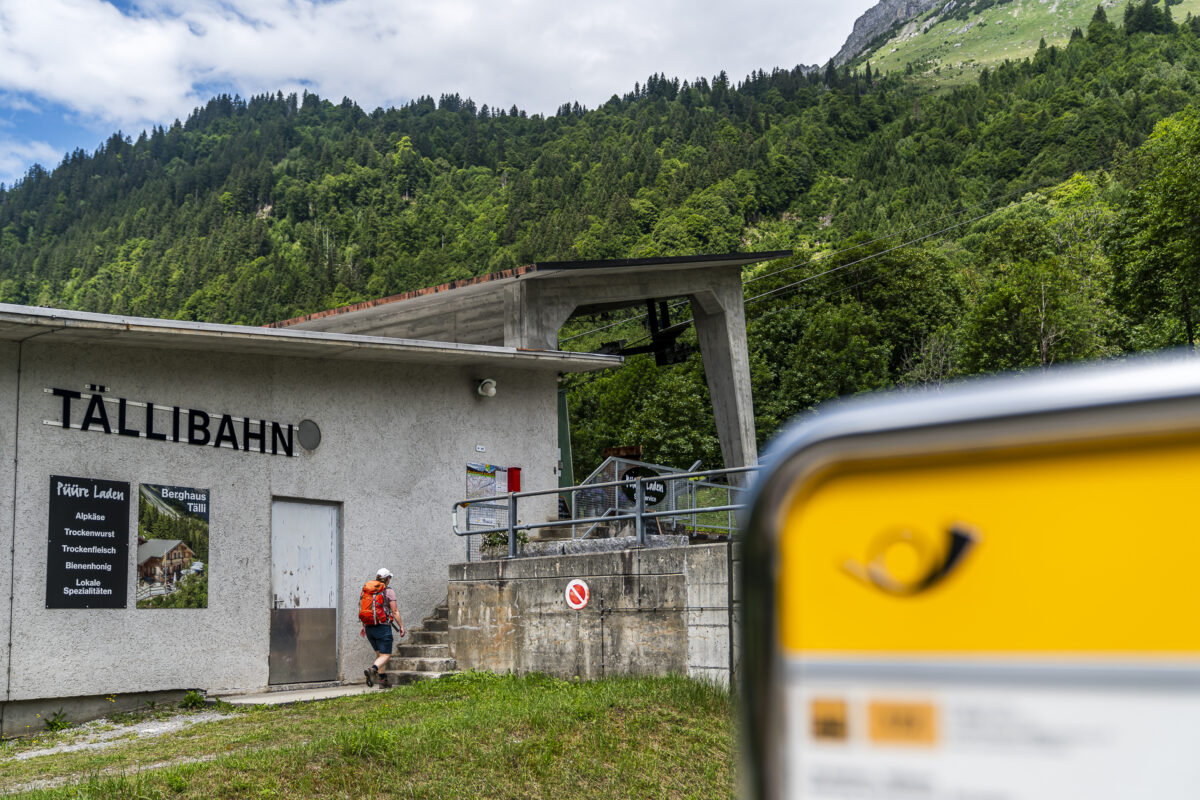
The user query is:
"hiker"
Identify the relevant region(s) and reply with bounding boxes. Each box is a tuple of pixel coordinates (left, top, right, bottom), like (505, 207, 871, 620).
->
(360, 567, 404, 687)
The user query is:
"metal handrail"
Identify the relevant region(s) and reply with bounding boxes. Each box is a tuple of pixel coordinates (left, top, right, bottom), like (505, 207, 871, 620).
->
(453, 465, 760, 559)
(578, 506, 618, 540)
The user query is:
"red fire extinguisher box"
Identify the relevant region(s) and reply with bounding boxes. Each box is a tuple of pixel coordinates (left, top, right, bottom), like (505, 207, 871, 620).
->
(508, 467, 521, 492)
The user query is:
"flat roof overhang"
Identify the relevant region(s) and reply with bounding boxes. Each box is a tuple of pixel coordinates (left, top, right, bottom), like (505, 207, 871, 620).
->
(0, 304, 621, 374)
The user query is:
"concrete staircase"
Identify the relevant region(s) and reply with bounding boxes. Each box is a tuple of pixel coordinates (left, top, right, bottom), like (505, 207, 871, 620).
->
(519, 518, 696, 557)
(380, 601, 456, 686)
(526, 518, 693, 543)
(527, 521, 615, 542)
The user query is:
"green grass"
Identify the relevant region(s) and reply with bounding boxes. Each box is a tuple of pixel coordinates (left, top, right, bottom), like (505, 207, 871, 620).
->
(2, 673, 735, 799)
(862, 0, 1200, 88)
(681, 484, 739, 536)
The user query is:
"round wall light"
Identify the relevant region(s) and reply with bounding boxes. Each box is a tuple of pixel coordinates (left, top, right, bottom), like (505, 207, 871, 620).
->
(298, 419, 322, 451)
(477, 378, 498, 398)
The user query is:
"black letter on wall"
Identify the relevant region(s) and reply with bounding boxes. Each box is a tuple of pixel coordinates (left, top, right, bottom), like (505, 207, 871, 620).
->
(214, 414, 239, 450)
(145, 402, 167, 441)
(117, 398, 140, 437)
(271, 422, 294, 457)
(80, 394, 112, 434)
(52, 388, 82, 428)
(188, 409, 211, 445)
(243, 419, 266, 453)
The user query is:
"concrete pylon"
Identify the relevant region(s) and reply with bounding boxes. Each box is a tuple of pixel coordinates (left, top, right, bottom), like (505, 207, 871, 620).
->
(690, 274, 758, 470)
(502, 281, 575, 351)
(501, 267, 759, 471)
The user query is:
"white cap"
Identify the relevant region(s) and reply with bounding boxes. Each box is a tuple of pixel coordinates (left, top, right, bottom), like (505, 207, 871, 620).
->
(376, 568, 393, 580)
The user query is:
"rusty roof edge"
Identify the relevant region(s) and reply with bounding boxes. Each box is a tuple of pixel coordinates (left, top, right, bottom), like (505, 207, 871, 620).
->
(266, 264, 539, 329)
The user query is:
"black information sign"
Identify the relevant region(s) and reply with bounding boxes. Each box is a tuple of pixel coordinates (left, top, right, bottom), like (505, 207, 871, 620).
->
(620, 466, 668, 506)
(46, 475, 129, 608)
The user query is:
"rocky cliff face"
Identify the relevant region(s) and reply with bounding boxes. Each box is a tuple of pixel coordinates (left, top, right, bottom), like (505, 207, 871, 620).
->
(833, 0, 944, 65)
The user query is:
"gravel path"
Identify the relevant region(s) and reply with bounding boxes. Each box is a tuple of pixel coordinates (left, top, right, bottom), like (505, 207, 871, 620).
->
(7, 711, 232, 762)
(1, 710, 233, 794)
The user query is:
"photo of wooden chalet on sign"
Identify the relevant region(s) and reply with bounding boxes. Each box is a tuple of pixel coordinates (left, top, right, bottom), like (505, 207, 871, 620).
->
(135, 484, 210, 609)
(137, 539, 194, 582)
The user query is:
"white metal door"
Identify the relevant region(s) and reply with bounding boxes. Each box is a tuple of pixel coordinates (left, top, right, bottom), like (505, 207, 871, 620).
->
(269, 499, 339, 684)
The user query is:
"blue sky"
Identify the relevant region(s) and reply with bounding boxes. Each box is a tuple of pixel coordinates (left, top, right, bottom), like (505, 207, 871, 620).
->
(0, 0, 877, 187)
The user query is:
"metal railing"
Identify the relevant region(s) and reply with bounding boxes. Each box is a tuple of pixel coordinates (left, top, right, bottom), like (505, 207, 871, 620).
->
(452, 465, 760, 560)
(578, 506, 617, 540)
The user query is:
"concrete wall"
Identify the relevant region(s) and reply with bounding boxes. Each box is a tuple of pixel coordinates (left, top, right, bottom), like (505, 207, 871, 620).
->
(2, 338, 561, 710)
(0, 342, 18, 701)
(448, 543, 738, 686)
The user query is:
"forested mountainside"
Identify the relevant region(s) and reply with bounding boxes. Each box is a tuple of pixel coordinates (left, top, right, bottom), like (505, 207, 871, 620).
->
(2, 3, 1200, 474)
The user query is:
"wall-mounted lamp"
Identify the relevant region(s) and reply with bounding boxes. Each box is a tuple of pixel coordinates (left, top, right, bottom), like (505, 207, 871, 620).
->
(477, 378, 498, 398)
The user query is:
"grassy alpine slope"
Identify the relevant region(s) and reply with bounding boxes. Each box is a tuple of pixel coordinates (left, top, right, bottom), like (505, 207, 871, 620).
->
(859, 0, 1200, 85)
(2, 673, 734, 799)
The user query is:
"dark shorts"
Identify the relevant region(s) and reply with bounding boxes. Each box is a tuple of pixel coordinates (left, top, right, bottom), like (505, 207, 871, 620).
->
(365, 624, 393, 655)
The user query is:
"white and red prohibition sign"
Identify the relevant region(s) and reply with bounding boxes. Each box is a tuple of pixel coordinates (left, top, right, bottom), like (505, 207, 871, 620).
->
(565, 579, 590, 610)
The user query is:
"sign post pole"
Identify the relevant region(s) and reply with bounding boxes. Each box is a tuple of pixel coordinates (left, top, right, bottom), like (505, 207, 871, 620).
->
(635, 478, 645, 546)
(507, 492, 518, 559)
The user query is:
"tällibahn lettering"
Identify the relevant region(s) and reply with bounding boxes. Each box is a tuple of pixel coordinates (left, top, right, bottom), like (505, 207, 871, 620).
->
(46, 388, 294, 457)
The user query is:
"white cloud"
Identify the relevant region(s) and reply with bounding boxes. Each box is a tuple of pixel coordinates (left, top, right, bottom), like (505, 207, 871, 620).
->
(0, 137, 62, 185)
(0, 0, 875, 178)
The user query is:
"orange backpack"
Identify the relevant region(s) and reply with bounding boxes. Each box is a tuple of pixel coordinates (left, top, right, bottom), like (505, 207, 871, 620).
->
(359, 580, 391, 625)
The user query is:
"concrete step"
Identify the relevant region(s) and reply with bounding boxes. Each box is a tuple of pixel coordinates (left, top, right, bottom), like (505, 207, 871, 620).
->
(526, 524, 576, 542)
(394, 643, 449, 658)
(387, 656, 456, 672)
(528, 522, 623, 542)
(379, 671, 454, 686)
(688, 532, 731, 542)
(370, 599, 458, 685)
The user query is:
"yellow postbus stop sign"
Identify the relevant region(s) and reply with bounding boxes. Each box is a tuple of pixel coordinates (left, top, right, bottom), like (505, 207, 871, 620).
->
(742, 358, 1200, 800)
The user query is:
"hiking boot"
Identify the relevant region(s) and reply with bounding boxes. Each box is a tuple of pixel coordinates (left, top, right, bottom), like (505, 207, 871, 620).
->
(377, 673, 390, 688)
(363, 667, 375, 687)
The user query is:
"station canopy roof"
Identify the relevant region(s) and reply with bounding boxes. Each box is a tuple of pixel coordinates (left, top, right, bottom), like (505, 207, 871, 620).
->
(0, 304, 618, 373)
(267, 251, 792, 347)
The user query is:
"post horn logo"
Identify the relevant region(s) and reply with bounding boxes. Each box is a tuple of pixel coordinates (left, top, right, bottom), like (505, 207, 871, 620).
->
(843, 524, 980, 596)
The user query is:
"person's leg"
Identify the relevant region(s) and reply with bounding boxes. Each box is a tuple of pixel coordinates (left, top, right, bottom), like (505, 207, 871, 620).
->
(373, 629, 393, 686)
(364, 653, 378, 686)
(372, 655, 390, 687)
(364, 626, 393, 687)
(364, 627, 385, 685)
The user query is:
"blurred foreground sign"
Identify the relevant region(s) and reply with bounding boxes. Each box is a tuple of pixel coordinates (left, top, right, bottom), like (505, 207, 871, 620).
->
(742, 358, 1200, 800)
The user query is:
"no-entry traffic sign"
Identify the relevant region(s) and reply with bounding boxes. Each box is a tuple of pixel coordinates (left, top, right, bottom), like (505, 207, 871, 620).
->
(565, 579, 589, 610)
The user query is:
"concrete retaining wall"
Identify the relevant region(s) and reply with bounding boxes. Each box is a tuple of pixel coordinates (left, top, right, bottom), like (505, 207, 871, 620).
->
(448, 542, 739, 686)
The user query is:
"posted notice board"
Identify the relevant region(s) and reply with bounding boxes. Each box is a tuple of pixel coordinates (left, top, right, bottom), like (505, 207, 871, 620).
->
(46, 475, 129, 608)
